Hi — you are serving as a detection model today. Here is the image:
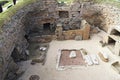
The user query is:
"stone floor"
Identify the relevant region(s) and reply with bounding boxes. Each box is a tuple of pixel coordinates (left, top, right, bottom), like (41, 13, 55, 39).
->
(59, 50, 85, 66)
(18, 31, 120, 80)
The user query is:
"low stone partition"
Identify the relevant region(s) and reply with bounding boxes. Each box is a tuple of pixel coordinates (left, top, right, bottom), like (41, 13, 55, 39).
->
(55, 20, 91, 40)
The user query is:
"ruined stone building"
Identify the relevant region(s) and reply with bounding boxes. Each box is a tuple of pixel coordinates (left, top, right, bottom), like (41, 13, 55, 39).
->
(0, 0, 120, 80)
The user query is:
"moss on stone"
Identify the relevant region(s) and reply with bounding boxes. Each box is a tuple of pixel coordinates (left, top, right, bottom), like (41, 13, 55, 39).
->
(0, 0, 37, 31)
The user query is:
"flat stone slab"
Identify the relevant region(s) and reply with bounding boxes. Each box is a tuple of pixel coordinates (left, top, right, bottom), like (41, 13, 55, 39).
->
(59, 49, 86, 66)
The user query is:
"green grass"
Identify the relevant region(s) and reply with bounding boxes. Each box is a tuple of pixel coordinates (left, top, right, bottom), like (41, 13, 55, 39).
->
(58, 0, 120, 7)
(57, 0, 73, 4)
(92, 0, 120, 8)
(0, 0, 37, 32)
(2, 0, 13, 8)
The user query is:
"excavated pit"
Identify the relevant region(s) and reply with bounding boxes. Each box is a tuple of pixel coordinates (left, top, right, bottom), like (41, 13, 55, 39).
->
(0, 0, 120, 80)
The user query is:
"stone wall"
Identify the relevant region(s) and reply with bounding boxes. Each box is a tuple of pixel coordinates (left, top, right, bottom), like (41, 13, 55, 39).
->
(0, 0, 120, 80)
(57, 1, 83, 30)
(55, 20, 91, 40)
(95, 4, 120, 32)
(0, 0, 44, 80)
(23, 0, 58, 37)
(26, 0, 85, 34)
(62, 25, 90, 40)
(82, 3, 120, 32)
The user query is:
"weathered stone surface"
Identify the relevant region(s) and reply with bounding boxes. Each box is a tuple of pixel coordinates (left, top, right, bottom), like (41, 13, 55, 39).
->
(91, 27, 101, 34)
(82, 4, 120, 32)
(31, 57, 45, 64)
(0, 0, 120, 80)
(82, 21, 91, 40)
(75, 35, 82, 41)
(29, 75, 40, 80)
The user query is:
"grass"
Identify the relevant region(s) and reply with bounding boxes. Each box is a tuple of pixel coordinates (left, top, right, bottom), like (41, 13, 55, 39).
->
(58, 0, 120, 7)
(0, 0, 37, 32)
(57, 0, 73, 4)
(92, 0, 120, 8)
(2, 0, 13, 8)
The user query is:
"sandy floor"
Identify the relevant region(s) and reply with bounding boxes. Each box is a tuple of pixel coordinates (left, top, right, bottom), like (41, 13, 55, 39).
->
(18, 31, 120, 80)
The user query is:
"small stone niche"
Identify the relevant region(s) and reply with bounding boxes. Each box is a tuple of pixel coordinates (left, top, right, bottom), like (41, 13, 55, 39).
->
(43, 23, 51, 31)
(108, 37, 116, 47)
(107, 27, 120, 56)
(110, 29, 120, 36)
(11, 47, 20, 62)
(59, 11, 69, 18)
(107, 36, 116, 54)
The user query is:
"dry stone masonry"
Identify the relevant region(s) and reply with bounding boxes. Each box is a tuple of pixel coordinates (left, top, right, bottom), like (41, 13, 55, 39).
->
(0, 0, 120, 80)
